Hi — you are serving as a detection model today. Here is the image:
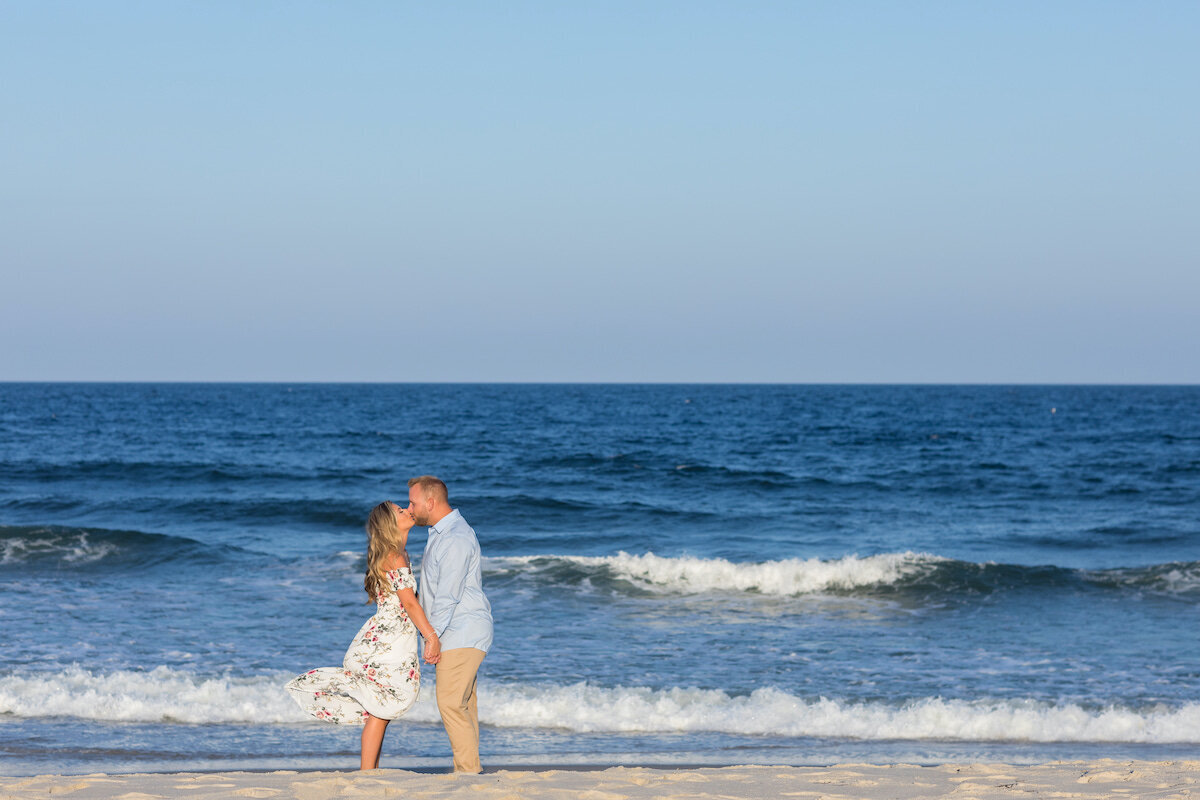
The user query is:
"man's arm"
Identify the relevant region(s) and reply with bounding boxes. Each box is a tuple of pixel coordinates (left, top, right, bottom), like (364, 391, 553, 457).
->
(427, 536, 473, 637)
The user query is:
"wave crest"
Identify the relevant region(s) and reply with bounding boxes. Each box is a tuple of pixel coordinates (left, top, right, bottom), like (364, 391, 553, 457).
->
(0, 525, 246, 571)
(483, 684, 1200, 743)
(1, 527, 121, 566)
(2, 667, 1197, 743)
(488, 551, 946, 596)
(484, 552, 1200, 600)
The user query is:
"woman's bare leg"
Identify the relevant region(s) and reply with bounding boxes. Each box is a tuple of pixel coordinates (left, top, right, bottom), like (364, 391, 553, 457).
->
(361, 714, 390, 770)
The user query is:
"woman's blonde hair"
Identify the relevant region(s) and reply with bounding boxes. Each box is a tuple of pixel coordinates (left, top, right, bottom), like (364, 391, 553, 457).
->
(364, 502, 406, 602)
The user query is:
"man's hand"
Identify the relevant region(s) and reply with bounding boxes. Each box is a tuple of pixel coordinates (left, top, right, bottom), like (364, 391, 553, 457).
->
(423, 636, 442, 665)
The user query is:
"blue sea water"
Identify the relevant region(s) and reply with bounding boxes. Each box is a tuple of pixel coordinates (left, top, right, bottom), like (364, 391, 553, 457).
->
(0, 383, 1198, 775)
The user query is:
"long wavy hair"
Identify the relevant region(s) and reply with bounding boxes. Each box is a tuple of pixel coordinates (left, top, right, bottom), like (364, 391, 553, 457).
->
(364, 502, 407, 603)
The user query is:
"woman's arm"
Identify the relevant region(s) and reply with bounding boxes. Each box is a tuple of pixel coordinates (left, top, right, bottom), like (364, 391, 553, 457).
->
(385, 551, 441, 664)
(397, 587, 441, 663)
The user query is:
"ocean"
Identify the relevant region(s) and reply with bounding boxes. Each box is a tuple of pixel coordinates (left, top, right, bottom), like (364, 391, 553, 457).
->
(1, 383, 1197, 775)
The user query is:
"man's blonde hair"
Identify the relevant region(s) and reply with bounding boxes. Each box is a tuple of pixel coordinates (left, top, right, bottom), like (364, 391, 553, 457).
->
(407, 475, 449, 504)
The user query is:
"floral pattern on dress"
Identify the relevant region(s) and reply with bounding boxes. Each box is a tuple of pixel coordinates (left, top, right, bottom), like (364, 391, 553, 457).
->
(285, 567, 420, 724)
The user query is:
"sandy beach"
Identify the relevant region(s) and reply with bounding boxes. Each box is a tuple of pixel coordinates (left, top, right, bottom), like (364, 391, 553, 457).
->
(2, 761, 1197, 800)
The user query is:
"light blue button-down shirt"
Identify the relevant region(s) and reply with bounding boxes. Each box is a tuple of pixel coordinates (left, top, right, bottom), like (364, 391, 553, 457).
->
(419, 509, 493, 653)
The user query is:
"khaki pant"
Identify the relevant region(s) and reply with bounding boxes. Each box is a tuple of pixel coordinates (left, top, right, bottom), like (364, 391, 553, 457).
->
(435, 647, 486, 773)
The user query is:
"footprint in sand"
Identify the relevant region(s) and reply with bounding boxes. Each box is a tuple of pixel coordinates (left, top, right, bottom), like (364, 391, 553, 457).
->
(231, 789, 281, 798)
(1078, 769, 1150, 783)
(663, 772, 708, 782)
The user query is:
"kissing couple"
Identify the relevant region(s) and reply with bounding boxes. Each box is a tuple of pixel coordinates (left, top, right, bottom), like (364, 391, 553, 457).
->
(285, 476, 493, 772)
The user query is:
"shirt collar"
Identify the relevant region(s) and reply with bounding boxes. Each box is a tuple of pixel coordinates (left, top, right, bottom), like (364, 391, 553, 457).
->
(429, 509, 462, 536)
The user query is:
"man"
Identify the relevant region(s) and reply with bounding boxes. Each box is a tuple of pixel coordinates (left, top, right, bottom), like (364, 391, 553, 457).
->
(405, 475, 493, 774)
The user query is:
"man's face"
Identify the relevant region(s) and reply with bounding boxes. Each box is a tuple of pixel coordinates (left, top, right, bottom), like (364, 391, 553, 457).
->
(407, 485, 431, 526)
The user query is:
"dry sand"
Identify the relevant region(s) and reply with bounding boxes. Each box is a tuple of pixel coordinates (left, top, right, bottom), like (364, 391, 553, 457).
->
(1, 761, 1197, 800)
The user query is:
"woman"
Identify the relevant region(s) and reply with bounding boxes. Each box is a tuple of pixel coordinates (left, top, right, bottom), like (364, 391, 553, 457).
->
(285, 502, 441, 769)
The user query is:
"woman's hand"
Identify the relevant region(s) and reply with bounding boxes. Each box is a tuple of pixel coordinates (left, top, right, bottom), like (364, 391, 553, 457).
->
(423, 635, 441, 665)
(396, 586, 440, 664)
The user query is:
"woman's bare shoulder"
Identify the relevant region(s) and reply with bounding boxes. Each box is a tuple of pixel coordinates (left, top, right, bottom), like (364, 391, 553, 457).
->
(382, 550, 411, 571)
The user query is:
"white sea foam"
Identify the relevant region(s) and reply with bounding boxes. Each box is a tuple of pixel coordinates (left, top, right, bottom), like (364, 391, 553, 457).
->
(488, 551, 944, 596)
(3, 667, 1197, 743)
(482, 684, 1200, 743)
(0, 666, 300, 725)
(0, 531, 116, 565)
(0, 666, 438, 725)
(1141, 564, 1200, 595)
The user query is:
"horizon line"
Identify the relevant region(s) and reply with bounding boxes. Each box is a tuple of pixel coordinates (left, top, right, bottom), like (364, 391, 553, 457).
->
(2, 380, 1197, 387)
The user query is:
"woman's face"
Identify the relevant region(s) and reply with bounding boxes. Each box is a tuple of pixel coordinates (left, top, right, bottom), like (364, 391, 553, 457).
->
(391, 502, 415, 540)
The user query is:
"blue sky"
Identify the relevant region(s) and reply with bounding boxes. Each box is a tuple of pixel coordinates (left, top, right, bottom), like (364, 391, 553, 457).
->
(2, 2, 1197, 382)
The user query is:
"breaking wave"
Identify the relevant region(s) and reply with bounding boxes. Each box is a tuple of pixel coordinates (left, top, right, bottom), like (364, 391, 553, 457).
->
(484, 552, 1200, 599)
(5, 525, 1196, 602)
(487, 551, 944, 596)
(1, 667, 1197, 743)
(0, 525, 244, 570)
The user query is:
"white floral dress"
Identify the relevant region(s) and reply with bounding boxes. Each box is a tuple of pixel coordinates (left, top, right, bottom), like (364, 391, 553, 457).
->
(285, 567, 420, 724)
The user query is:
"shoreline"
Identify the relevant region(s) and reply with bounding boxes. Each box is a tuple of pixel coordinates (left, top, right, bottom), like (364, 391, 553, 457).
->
(3, 760, 1197, 800)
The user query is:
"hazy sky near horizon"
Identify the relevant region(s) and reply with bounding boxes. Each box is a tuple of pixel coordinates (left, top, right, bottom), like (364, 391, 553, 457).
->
(2, 2, 1197, 382)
